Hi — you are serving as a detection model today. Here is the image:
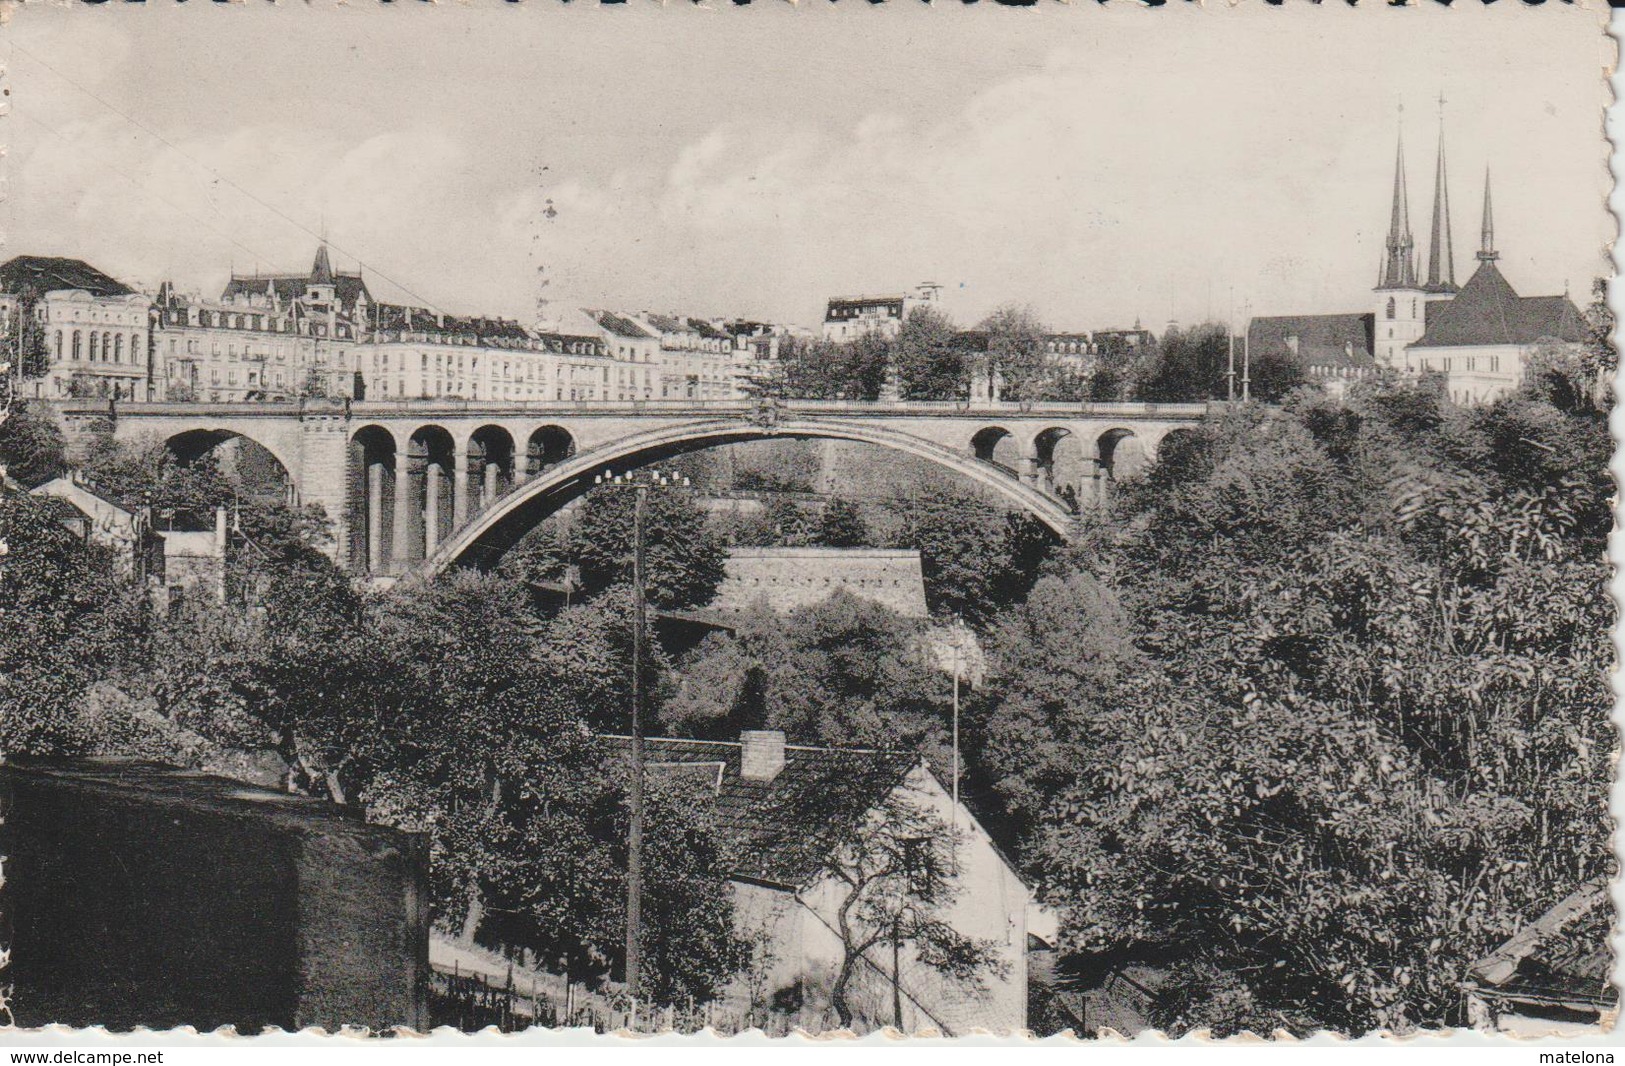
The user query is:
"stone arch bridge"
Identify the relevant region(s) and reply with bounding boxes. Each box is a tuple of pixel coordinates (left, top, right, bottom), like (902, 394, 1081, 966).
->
(57, 398, 1211, 579)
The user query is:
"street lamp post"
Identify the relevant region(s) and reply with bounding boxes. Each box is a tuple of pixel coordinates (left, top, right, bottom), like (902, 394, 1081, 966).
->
(592, 467, 689, 1014)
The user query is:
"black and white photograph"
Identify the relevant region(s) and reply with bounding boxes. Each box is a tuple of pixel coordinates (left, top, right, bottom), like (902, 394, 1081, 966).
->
(0, 1, 1615, 1046)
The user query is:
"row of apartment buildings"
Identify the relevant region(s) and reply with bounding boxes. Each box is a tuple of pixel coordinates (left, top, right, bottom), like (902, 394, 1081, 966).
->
(0, 247, 799, 405)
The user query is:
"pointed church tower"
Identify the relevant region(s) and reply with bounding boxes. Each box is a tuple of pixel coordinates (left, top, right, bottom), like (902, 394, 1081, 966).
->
(1425, 102, 1457, 293)
(1375, 118, 1429, 369)
(1377, 131, 1418, 290)
(1477, 167, 1498, 263)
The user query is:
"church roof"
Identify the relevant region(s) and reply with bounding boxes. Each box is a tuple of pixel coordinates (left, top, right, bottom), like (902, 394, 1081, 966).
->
(1247, 312, 1376, 370)
(1412, 261, 1586, 349)
(0, 256, 135, 298)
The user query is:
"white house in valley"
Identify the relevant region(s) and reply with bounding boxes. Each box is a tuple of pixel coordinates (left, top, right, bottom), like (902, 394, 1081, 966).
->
(606, 730, 1031, 1035)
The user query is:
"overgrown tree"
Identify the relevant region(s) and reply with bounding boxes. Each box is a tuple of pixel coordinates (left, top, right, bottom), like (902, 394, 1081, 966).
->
(886, 488, 1055, 624)
(979, 303, 1050, 404)
(561, 481, 727, 610)
(895, 306, 966, 401)
(0, 401, 68, 487)
(814, 496, 870, 548)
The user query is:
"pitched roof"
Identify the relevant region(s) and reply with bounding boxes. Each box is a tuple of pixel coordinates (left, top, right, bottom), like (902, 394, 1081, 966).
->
(1466, 878, 1616, 1011)
(1247, 313, 1376, 370)
(587, 309, 658, 340)
(600, 735, 918, 887)
(372, 303, 530, 345)
(220, 271, 371, 313)
(688, 318, 730, 341)
(1413, 261, 1587, 348)
(0, 256, 135, 298)
(642, 313, 688, 335)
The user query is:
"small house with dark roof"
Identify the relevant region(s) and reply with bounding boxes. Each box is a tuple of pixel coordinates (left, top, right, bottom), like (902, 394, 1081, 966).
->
(603, 730, 1031, 1034)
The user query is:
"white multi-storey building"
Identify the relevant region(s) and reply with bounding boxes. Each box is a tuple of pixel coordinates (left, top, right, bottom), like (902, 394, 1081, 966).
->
(638, 313, 740, 400)
(0, 256, 153, 401)
(821, 283, 942, 343)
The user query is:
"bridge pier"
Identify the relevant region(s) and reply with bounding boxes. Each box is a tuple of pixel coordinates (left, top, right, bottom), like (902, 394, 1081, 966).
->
(453, 448, 470, 531)
(366, 462, 385, 574)
(391, 450, 413, 573)
(425, 464, 442, 558)
(481, 462, 497, 510)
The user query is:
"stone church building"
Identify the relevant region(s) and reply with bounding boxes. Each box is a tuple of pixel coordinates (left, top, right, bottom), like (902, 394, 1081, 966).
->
(1250, 117, 1586, 404)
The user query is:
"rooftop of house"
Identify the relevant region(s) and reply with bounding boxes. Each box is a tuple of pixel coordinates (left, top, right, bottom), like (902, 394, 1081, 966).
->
(371, 303, 531, 345)
(587, 309, 660, 340)
(1413, 261, 1587, 349)
(1247, 313, 1377, 370)
(31, 474, 140, 520)
(220, 272, 371, 312)
(1, 757, 378, 832)
(599, 733, 920, 888)
(1465, 878, 1616, 1013)
(709, 547, 929, 619)
(0, 256, 136, 299)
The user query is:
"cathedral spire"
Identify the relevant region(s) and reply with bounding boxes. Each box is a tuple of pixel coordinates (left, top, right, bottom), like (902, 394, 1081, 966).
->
(1426, 94, 1456, 290)
(1477, 167, 1498, 262)
(1379, 118, 1417, 289)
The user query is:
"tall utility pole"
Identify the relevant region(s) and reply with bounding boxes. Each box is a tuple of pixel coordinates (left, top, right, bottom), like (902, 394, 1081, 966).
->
(628, 479, 646, 1001)
(1240, 301, 1252, 403)
(1227, 288, 1237, 403)
(592, 468, 688, 1011)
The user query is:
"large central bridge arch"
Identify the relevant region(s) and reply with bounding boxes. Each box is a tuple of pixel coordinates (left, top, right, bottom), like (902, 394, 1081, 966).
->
(411, 416, 1079, 580)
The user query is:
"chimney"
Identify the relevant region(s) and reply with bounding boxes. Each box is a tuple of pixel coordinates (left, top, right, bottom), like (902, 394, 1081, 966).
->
(739, 730, 786, 783)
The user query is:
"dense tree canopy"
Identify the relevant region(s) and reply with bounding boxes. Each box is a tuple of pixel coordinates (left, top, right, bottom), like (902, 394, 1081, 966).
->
(511, 481, 728, 610)
(895, 305, 966, 401)
(973, 372, 1612, 1035)
(0, 402, 69, 487)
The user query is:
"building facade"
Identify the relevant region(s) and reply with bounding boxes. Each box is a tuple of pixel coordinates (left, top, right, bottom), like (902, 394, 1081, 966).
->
(639, 313, 739, 401)
(821, 283, 942, 342)
(0, 257, 153, 401)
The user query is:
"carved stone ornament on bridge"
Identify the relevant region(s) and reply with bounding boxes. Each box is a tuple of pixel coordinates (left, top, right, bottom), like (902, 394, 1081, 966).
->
(748, 398, 784, 429)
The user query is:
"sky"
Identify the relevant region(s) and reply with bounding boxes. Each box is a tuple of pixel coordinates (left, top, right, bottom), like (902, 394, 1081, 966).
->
(2, 3, 1612, 335)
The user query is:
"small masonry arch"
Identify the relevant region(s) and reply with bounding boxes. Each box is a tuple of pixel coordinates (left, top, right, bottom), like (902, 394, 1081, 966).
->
(410, 417, 1077, 580)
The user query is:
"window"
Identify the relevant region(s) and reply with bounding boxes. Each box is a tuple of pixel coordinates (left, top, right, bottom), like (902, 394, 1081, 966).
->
(901, 837, 939, 900)
(89, 332, 99, 362)
(54, 330, 62, 358)
(1386, 297, 1395, 320)
(114, 334, 124, 363)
